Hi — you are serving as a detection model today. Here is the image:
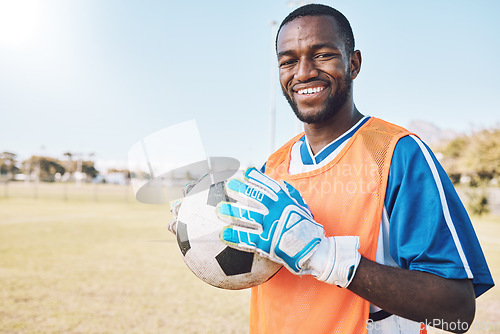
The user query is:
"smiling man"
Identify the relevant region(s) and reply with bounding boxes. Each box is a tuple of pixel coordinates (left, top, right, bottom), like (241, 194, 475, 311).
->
(278, 14, 357, 128)
(216, 4, 494, 334)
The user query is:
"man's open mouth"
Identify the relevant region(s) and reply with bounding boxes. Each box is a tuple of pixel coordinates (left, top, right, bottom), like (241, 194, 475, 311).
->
(296, 86, 325, 95)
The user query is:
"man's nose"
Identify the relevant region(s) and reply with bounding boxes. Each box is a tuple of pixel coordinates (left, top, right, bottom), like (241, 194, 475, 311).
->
(295, 58, 318, 82)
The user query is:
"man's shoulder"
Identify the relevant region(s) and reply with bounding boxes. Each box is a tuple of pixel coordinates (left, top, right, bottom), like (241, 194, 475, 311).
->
(365, 117, 412, 137)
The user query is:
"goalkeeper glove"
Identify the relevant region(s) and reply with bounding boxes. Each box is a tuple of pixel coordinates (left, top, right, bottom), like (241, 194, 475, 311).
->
(217, 167, 361, 288)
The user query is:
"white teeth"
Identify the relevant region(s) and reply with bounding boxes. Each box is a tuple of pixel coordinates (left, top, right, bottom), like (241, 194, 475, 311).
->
(298, 87, 324, 95)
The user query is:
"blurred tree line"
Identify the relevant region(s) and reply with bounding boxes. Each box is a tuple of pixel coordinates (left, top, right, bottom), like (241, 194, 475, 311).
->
(438, 129, 500, 187)
(436, 126, 500, 215)
(0, 152, 99, 182)
(437, 127, 500, 185)
(1, 126, 499, 213)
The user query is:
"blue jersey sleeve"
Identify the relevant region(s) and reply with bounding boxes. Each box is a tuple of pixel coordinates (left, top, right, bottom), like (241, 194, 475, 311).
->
(385, 135, 494, 297)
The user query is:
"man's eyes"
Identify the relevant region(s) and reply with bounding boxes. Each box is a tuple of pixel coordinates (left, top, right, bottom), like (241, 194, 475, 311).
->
(314, 53, 336, 60)
(278, 52, 340, 69)
(279, 59, 297, 68)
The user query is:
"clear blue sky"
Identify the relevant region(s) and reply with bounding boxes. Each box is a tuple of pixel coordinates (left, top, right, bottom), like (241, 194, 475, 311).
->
(1, 0, 499, 170)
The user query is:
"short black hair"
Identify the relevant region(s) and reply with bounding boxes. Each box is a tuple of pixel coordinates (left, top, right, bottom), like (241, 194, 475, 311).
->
(276, 4, 355, 55)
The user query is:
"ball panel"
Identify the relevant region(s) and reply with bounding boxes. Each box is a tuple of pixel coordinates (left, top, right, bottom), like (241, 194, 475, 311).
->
(216, 247, 254, 276)
(207, 181, 236, 207)
(182, 231, 282, 289)
(180, 190, 222, 240)
(176, 221, 191, 256)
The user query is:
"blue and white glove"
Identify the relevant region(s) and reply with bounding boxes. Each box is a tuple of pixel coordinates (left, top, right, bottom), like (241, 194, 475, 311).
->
(216, 168, 361, 288)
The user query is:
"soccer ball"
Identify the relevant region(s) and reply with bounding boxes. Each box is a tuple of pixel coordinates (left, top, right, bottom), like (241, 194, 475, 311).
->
(174, 170, 282, 290)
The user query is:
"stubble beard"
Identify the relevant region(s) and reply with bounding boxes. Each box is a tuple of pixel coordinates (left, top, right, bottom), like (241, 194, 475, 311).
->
(284, 74, 353, 124)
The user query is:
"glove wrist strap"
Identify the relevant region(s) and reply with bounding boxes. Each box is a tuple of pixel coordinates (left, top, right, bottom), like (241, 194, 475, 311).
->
(318, 236, 361, 288)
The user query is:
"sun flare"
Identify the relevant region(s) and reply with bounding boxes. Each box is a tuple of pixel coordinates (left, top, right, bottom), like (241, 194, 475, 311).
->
(0, 0, 41, 48)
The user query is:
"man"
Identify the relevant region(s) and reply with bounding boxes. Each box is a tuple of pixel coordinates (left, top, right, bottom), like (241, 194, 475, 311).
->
(216, 4, 494, 334)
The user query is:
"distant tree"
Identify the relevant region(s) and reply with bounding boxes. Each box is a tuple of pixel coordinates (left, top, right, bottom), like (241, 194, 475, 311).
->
(437, 135, 468, 184)
(437, 127, 500, 185)
(462, 128, 500, 185)
(82, 161, 99, 179)
(436, 126, 500, 216)
(59, 153, 100, 181)
(63, 152, 76, 174)
(108, 168, 131, 177)
(23, 156, 66, 182)
(0, 152, 20, 180)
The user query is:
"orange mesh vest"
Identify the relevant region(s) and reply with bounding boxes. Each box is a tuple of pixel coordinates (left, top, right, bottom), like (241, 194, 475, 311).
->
(250, 118, 411, 334)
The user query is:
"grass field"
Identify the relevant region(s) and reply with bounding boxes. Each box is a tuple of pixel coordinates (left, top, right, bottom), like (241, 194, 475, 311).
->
(0, 182, 250, 333)
(0, 182, 498, 333)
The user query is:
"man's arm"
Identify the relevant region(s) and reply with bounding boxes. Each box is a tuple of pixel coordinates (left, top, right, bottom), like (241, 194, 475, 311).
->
(217, 167, 481, 333)
(349, 257, 476, 333)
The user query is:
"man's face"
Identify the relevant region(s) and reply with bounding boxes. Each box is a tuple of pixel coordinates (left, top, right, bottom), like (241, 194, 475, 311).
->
(277, 15, 353, 124)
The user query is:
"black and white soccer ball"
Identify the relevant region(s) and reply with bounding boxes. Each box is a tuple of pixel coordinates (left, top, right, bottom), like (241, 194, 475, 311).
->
(173, 170, 282, 290)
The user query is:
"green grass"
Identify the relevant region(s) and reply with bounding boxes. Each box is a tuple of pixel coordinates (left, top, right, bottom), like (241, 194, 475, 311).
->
(1, 182, 499, 333)
(428, 215, 500, 334)
(466, 215, 500, 333)
(0, 182, 250, 333)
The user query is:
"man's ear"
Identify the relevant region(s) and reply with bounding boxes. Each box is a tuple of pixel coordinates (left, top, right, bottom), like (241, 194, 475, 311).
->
(350, 50, 362, 79)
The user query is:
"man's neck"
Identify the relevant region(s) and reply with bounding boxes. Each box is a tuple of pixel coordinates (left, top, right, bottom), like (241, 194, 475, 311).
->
(303, 106, 363, 156)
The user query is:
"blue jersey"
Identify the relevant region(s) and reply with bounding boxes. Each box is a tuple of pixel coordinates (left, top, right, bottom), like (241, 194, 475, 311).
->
(262, 116, 494, 332)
